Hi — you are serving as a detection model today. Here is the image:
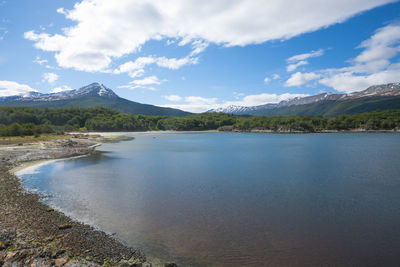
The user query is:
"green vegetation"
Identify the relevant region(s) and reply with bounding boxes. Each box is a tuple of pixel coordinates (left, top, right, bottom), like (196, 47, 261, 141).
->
(249, 96, 400, 117)
(0, 95, 190, 117)
(0, 106, 398, 137)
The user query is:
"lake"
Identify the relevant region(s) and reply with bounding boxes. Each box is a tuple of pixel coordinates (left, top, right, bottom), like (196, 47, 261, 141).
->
(17, 133, 400, 266)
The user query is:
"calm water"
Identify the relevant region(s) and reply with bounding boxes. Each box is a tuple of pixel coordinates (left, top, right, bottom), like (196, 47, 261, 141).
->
(18, 133, 400, 266)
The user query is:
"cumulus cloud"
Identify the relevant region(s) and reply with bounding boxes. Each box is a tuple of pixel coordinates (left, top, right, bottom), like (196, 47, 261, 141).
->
(164, 95, 182, 101)
(318, 23, 400, 93)
(115, 56, 198, 78)
(0, 80, 37, 97)
(285, 72, 321, 86)
(51, 85, 73, 93)
(24, 0, 393, 72)
(42, 72, 59, 84)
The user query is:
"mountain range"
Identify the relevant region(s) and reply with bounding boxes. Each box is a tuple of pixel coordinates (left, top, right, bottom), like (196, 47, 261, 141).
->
(0, 83, 190, 116)
(209, 83, 400, 117)
(0, 82, 399, 117)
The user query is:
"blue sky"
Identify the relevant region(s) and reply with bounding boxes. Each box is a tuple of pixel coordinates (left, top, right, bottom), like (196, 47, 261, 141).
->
(0, 0, 399, 112)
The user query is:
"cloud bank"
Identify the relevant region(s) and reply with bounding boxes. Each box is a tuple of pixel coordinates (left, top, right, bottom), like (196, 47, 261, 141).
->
(284, 23, 400, 93)
(24, 0, 394, 72)
(0, 81, 37, 97)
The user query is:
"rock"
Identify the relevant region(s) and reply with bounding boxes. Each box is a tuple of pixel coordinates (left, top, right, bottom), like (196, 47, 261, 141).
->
(55, 257, 68, 266)
(119, 256, 143, 266)
(58, 224, 72, 230)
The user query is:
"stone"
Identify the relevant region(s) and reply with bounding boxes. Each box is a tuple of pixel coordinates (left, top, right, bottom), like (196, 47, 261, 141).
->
(58, 224, 72, 230)
(55, 258, 68, 266)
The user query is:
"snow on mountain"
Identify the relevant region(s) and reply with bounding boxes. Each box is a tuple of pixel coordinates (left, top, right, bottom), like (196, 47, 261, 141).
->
(209, 83, 400, 115)
(0, 82, 118, 102)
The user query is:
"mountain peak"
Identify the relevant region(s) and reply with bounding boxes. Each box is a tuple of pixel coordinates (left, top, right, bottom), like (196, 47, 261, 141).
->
(76, 83, 118, 98)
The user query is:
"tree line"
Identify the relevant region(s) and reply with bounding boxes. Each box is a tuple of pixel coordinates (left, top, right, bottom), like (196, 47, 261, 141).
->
(0, 106, 398, 137)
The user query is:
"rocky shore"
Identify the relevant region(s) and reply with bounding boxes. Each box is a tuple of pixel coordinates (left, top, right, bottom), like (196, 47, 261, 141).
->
(0, 135, 171, 267)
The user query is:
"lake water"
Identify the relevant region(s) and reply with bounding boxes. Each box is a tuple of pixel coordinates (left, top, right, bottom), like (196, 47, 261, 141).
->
(17, 133, 400, 266)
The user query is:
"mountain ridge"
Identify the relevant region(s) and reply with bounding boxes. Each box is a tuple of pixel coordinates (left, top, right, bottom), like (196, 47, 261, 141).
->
(209, 83, 400, 116)
(0, 83, 190, 117)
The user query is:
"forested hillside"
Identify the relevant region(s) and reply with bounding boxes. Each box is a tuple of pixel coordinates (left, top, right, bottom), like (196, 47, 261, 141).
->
(0, 107, 399, 137)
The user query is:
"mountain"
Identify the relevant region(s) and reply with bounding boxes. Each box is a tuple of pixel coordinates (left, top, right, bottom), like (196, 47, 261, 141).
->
(0, 83, 190, 116)
(209, 83, 400, 117)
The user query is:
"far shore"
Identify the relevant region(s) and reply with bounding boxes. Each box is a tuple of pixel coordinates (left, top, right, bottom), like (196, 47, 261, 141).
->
(68, 128, 399, 137)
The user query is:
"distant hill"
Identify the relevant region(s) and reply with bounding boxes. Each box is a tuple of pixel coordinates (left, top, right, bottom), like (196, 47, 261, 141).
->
(0, 83, 190, 117)
(209, 83, 400, 117)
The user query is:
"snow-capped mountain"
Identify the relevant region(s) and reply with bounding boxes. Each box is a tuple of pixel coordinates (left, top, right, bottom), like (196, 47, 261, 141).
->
(345, 83, 400, 99)
(210, 105, 259, 114)
(0, 82, 189, 116)
(0, 82, 118, 102)
(209, 83, 400, 115)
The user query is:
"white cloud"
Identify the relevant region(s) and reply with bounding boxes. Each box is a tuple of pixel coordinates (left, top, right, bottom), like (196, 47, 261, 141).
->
(318, 23, 400, 93)
(115, 55, 198, 77)
(51, 85, 73, 93)
(264, 73, 281, 83)
(114, 57, 156, 78)
(118, 75, 164, 91)
(160, 96, 218, 113)
(131, 75, 162, 86)
(190, 40, 209, 56)
(287, 49, 324, 62)
(24, 0, 394, 72)
(162, 92, 309, 113)
(285, 72, 321, 86)
(156, 56, 198, 69)
(286, 49, 324, 72)
(33, 55, 48, 65)
(42, 72, 59, 84)
(0, 80, 37, 97)
(286, 60, 308, 72)
(185, 96, 218, 105)
(164, 94, 182, 101)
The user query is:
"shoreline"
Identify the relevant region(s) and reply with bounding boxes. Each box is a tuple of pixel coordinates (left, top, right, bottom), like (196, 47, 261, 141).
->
(71, 129, 399, 136)
(0, 135, 166, 266)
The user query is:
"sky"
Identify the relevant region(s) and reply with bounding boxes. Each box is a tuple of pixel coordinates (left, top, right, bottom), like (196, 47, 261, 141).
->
(0, 0, 399, 112)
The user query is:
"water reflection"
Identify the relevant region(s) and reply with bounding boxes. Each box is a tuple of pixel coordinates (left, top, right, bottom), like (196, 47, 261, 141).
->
(18, 133, 400, 266)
